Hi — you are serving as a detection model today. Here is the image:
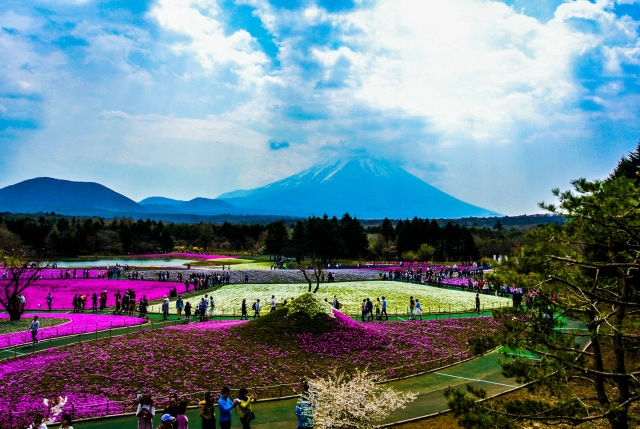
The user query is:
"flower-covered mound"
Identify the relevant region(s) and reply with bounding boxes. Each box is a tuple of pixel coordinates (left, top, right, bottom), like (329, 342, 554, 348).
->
(0, 314, 502, 421)
(0, 313, 146, 348)
(151, 281, 510, 315)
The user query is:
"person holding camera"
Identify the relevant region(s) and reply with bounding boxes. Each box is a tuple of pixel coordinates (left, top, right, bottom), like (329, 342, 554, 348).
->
(218, 386, 239, 429)
(136, 394, 156, 429)
(237, 388, 256, 429)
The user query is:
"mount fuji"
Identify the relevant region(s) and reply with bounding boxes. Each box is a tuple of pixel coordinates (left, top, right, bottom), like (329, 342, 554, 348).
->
(217, 157, 499, 219)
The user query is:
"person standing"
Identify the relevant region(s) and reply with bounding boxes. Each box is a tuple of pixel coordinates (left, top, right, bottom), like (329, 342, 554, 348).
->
(159, 415, 176, 429)
(91, 293, 98, 312)
(415, 299, 423, 320)
(198, 299, 207, 322)
(115, 291, 122, 315)
(184, 301, 192, 323)
(475, 293, 481, 314)
(162, 298, 170, 321)
(381, 296, 388, 321)
(46, 293, 53, 311)
(176, 296, 184, 320)
(374, 298, 381, 321)
(218, 386, 239, 429)
(136, 394, 156, 429)
(121, 292, 129, 316)
(241, 299, 248, 320)
(140, 295, 149, 318)
(59, 413, 74, 429)
(128, 296, 136, 317)
(176, 400, 189, 429)
(208, 296, 215, 318)
(27, 414, 47, 429)
(253, 299, 260, 319)
(28, 315, 40, 345)
(199, 392, 215, 429)
(270, 295, 276, 313)
(366, 298, 373, 322)
(237, 388, 256, 429)
(332, 295, 338, 309)
(361, 299, 367, 322)
(409, 296, 415, 320)
(295, 402, 313, 429)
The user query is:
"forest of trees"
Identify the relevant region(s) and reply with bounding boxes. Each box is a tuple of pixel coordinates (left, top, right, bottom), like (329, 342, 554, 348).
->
(0, 210, 533, 263)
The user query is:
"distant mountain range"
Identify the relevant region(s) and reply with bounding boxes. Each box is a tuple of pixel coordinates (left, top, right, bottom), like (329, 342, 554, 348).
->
(0, 158, 500, 220)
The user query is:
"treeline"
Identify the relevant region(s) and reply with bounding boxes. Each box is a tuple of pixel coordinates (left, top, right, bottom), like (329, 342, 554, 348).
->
(0, 212, 530, 263)
(368, 218, 480, 262)
(0, 215, 268, 255)
(262, 214, 370, 263)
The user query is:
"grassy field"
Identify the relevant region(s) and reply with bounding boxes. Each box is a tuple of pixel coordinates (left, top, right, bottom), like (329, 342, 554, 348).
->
(149, 281, 511, 315)
(0, 317, 69, 336)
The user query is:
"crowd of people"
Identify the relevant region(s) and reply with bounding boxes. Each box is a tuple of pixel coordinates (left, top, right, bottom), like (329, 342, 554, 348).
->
(131, 386, 314, 429)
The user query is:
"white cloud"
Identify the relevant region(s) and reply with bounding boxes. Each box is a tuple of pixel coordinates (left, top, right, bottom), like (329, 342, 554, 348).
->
(305, 0, 602, 143)
(149, 0, 271, 87)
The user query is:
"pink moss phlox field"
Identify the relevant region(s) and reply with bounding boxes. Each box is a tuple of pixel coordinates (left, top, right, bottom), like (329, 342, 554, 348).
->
(1, 279, 176, 311)
(131, 253, 238, 260)
(440, 278, 475, 286)
(295, 311, 501, 365)
(165, 320, 247, 331)
(357, 264, 477, 271)
(0, 314, 502, 421)
(0, 314, 145, 348)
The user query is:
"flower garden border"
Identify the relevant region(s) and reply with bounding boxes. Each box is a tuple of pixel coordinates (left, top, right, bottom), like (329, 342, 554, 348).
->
(2, 310, 504, 423)
(56, 346, 482, 425)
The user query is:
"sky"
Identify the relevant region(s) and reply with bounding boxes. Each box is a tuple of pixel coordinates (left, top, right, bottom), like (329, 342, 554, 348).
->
(0, 0, 639, 216)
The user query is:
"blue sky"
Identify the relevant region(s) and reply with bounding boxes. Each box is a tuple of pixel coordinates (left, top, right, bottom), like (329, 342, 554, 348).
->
(0, 0, 639, 215)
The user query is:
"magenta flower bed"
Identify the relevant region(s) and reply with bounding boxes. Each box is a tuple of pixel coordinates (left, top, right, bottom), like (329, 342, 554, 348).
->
(440, 278, 473, 286)
(357, 264, 478, 271)
(131, 253, 238, 260)
(0, 314, 145, 348)
(0, 279, 176, 311)
(296, 311, 501, 366)
(0, 316, 501, 422)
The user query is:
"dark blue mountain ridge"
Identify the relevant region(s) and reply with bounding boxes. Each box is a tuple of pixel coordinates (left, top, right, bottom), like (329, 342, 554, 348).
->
(0, 177, 145, 215)
(217, 157, 500, 218)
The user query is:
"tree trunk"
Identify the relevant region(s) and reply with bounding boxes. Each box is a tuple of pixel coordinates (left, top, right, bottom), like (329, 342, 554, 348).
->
(607, 410, 628, 429)
(8, 308, 22, 321)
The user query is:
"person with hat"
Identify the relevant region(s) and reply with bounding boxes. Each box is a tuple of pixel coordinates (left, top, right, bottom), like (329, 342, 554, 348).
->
(162, 297, 170, 321)
(158, 414, 175, 429)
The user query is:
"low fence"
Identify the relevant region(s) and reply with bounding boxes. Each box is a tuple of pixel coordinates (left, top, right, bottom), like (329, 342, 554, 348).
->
(1, 302, 507, 358)
(0, 318, 144, 349)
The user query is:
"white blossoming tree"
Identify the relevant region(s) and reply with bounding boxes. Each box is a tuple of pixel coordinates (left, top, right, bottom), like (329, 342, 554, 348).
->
(304, 369, 417, 429)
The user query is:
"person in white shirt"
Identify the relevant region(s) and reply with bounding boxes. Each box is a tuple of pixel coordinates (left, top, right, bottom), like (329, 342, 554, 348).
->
(208, 297, 215, 317)
(270, 295, 276, 312)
